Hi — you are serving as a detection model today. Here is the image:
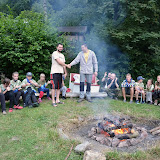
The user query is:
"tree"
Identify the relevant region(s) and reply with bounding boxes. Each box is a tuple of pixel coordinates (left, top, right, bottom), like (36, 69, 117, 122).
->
(110, 0, 160, 79)
(0, 11, 67, 80)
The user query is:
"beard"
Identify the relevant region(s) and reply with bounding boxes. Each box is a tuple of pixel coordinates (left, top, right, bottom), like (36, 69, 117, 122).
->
(58, 49, 63, 53)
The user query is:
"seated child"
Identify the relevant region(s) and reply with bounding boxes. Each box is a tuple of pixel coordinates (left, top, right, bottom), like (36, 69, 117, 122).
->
(135, 76, 145, 104)
(0, 88, 6, 115)
(38, 73, 51, 103)
(10, 72, 24, 109)
(146, 79, 154, 104)
(0, 78, 16, 112)
(21, 72, 40, 108)
(153, 75, 160, 106)
(55, 75, 67, 100)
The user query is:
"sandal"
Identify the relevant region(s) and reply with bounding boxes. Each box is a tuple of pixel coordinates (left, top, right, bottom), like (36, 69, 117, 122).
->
(52, 103, 57, 107)
(57, 101, 64, 104)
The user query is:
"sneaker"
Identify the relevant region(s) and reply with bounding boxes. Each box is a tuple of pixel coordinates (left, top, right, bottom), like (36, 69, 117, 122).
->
(14, 104, 23, 109)
(28, 105, 33, 108)
(77, 98, 85, 103)
(136, 100, 139, 104)
(2, 111, 6, 115)
(33, 102, 39, 107)
(86, 98, 92, 103)
(141, 101, 145, 104)
(47, 97, 52, 100)
(23, 103, 27, 108)
(154, 102, 158, 106)
(123, 99, 126, 102)
(9, 108, 13, 112)
(38, 98, 42, 103)
(62, 96, 66, 100)
(129, 100, 133, 104)
(14, 105, 18, 109)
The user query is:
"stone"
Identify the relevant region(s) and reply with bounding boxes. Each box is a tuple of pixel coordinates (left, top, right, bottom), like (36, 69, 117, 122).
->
(112, 138, 120, 147)
(118, 140, 131, 148)
(141, 130, 148, 139)
(91, 127, 97, 132)
(74, 141, 91, 153)
(83, 150, 106, 160)
(58, 128, 69, 140)
(88, 131, 95, 138)
(104, 138, 112, 146)
(91, 135, 96, 140)
(11, 136, 20, 141)
(95, 135, 105, 142)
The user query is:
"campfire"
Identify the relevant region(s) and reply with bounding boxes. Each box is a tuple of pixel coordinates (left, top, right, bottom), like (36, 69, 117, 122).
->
(88, 117, 148, 147)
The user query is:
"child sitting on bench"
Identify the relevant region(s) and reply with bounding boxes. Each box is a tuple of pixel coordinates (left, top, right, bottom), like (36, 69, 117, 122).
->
(0, 88, 6, 115)
(21, 72, 40, 108)
(38, 73, 51, 103)
(0, 78, 16, 112)
(10, 72, 24, 109)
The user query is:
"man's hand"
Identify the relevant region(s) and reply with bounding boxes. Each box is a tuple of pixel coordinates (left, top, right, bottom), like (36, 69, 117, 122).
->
(94, 72, 98, 77)
(104, 72, 107, 77)
(66, 64, 71, 69)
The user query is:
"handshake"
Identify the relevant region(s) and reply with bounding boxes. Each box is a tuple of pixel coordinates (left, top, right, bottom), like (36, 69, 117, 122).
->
(66, 64, 71, 69)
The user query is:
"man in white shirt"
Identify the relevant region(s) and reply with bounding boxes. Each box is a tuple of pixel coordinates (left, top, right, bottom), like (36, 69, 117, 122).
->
(50, 43, 69, 107)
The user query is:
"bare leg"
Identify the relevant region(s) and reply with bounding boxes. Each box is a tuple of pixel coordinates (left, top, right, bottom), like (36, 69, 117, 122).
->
(130, 87, 134, 101)
(56, 89, 60, 103)
(51, 89, 56, 103)
(122, 88, 126, 100)
(142, 91, 145, 101)
(135, 91, 138, 101)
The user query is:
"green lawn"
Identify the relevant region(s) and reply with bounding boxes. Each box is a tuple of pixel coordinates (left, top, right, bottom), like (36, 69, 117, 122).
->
(0, 98, 160, 160)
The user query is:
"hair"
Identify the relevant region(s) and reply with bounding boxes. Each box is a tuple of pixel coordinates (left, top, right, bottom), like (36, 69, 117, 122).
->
(81, 43, 87, 47)
(57, 43, 63, 47)
(126, 73, 131, 77)
(40, 73, 45, 77)
(12, 71, 19, 76)
(156, 75, 160, 85)
(148, 79, 153, 84)
(2, 78, 10, 86)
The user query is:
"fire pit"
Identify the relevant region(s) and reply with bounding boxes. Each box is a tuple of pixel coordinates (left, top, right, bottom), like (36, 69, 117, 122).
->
(88, 117, 148, 148)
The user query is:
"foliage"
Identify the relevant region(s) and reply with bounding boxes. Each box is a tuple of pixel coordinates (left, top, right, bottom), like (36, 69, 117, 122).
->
(0, 11, 68, 80)
(109, 0, 160, 79)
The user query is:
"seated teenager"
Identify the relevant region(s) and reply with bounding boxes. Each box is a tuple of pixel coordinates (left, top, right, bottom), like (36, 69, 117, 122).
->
(0, 88, 6, 115)
(153, 75, 160, 106)
(135, 76, 145, 104)
(0, 78, 16, 112)
(121, 73, 135, 103)
(106, 73, 120, 99)
(38, 73, 51, 103)
(146, 79, 154, 104)
(55, 75, 67, 100)
(10, 72, 24, 109)
(100, 72, 112, 92)
(21, 72, 40, 108)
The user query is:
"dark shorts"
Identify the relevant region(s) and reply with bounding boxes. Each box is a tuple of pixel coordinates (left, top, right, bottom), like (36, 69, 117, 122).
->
(125, 87, 131, 95)
(50, 73, 62, 89)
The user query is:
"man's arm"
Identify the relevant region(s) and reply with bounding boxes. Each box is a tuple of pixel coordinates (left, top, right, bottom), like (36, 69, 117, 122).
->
(92, 52, 98, 75)
(63, 66, 67, 78)
(56, 58, 68, 67)
(70, 53, 81, 66)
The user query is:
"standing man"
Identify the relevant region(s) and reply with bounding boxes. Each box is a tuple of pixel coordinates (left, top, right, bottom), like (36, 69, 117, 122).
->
(50, 43, 69, 107)
(69, 44, 98, 103)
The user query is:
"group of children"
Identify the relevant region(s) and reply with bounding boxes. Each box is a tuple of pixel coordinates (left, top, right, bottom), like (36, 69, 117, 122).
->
(0, 71, 65, 115)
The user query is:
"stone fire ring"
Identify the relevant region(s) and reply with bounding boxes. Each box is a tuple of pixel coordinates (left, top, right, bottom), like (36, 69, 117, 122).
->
(88, 126, 148, 148)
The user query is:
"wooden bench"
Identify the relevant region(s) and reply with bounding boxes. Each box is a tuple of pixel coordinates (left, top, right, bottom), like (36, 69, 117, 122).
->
(69, 73, 100, 93)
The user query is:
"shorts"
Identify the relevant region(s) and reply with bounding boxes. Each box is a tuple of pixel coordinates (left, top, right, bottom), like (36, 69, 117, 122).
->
(50, 73, 62, 89)
(125, 87, 131, 95)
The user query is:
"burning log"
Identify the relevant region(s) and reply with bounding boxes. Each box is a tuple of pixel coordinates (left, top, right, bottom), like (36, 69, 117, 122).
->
(149, 126, 160, 133)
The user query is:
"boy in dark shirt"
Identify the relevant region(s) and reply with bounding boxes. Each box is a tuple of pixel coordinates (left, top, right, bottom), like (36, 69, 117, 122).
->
(106, 73, 120, 99)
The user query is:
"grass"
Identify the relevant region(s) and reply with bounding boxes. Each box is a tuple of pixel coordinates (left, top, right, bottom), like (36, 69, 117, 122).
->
(0, 97, 160, 160)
